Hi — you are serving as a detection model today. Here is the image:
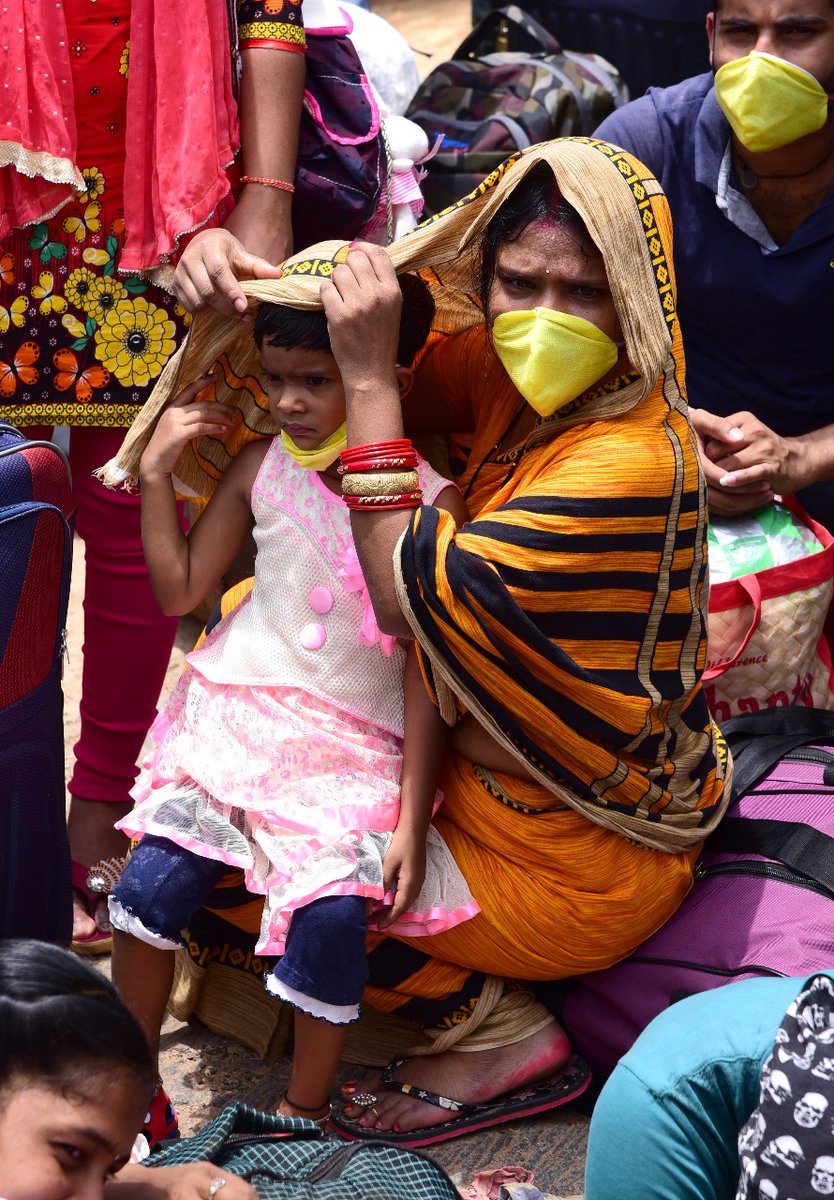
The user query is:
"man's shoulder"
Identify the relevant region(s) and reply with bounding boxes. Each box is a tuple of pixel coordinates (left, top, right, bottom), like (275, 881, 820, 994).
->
(596, 71, 715, 156)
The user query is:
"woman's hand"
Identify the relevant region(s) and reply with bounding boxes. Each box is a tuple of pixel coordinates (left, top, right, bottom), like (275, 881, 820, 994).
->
(173, 228, 284, 319)
(140, 376, 238, 483)
(320, 244, 403, 395)
(377, 827, 427, 929)
(108, 1162, 258, 1199)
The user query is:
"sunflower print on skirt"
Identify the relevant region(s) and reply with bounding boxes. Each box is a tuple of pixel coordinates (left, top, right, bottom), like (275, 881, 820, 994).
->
(0, 187, 188, 429)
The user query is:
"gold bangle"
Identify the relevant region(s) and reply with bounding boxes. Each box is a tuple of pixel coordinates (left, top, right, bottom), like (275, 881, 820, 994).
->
(341, 470, 420, 497)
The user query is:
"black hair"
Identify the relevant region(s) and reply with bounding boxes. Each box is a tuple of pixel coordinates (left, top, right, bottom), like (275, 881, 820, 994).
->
(253, 271, 436, 369)
(253, 304, 332, 357)
(0, 940, 155, 1099)
(478, 162, 591, 312)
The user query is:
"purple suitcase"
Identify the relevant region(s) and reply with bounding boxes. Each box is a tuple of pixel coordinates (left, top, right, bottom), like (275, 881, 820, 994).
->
(560, 707, 834, 1081)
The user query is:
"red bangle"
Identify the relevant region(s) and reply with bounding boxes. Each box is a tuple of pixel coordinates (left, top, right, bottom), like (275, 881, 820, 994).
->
(346, 499, 423, 512)
(338, 455, 418, 475)
(345, 491, 423, 509)
(342, 440, 412, 459)
(240, 175, 295, 194)
(340, 440, 412, 466)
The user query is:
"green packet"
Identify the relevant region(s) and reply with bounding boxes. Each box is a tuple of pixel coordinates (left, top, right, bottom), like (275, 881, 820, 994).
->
(708, 501, 823, 585)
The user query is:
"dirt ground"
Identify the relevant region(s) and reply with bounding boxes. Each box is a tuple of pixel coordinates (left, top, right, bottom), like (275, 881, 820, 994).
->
(61, 2, 589, 1191)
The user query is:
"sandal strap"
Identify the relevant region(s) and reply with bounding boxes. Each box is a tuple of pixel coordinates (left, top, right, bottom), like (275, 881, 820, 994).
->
(380, 1057, 473, 1115)
(86, 856, 126, 895)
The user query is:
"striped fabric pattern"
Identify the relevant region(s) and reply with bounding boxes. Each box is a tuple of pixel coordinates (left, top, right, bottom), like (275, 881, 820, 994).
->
(399, 376, 726, 852)
(392, 143, 730, 855)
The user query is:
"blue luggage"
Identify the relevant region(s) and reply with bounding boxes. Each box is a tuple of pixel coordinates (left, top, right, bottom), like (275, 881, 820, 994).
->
(0, 424, 74, 940)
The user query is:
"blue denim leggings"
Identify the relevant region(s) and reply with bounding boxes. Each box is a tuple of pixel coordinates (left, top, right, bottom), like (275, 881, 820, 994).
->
(111, 834, 368, 1010)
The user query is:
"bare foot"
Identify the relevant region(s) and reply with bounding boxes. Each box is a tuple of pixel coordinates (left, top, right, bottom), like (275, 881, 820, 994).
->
(68, 796, 131, 942)
(339, 1020, 570, 1134)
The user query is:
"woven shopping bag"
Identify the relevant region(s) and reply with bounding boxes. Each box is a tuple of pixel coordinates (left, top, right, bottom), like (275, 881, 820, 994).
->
(704, 497, 834, 722)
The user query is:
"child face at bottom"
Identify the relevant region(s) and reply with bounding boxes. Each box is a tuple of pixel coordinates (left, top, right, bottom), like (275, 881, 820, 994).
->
(0, 1073, 148, 1200)
(260, 343, 347, 451)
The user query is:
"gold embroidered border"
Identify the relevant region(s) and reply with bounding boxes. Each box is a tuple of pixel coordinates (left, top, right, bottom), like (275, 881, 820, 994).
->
(472, 765, 567, 816)
(575, 138, 678, 337)
(417, 153, 521, 230)
(0, 402, 140, 428)
(238, 21, 305, 47)
(280, 256, 338, 279)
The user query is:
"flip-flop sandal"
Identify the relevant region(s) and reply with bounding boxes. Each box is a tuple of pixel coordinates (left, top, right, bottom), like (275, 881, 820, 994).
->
(330, 1053, 590, 1148)
(140, 1083, 180, 1152)
(70, 857, 124, 956)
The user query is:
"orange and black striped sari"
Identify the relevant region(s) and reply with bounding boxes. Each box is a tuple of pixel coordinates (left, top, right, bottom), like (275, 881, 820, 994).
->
(369, 142, 731, 1002)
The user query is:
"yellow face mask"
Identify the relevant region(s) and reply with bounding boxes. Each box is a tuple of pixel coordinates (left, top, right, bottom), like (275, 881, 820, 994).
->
(280, 422, 348, 470)
(715, 52, 834, 154)
(491, 308, 620, 418)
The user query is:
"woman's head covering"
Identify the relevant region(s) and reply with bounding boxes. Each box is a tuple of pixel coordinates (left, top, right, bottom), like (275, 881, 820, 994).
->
(100, 138, 680, 494)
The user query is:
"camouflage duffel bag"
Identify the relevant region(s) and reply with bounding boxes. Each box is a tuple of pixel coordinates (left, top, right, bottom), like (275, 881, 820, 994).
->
(405, 5, 628, 216)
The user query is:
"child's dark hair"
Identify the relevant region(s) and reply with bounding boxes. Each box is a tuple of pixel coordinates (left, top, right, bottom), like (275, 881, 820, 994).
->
(254, 271, 436, 368)
(0, 940, 155, 1098)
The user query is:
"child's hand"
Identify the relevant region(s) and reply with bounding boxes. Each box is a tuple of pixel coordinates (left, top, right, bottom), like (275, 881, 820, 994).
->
(377, 827, 427, 930)
(140, 376, 239, 482)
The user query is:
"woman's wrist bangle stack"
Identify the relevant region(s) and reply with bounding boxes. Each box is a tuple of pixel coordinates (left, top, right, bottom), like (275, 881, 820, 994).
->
(339, 440, 423, 511)
(240, 175, 295, 194)
(341, 470, 420, 497)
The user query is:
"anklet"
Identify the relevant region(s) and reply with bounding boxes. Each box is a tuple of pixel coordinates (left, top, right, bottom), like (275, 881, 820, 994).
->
(283, 1091, 330, 1115)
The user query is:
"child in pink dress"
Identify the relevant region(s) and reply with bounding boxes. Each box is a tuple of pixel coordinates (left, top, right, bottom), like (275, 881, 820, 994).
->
(109, 277, 475, 1138)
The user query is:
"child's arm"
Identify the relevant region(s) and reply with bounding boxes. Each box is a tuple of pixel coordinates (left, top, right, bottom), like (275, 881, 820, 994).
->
(376, 641, 447, 929)
(378, 482, 468, 929)
(140, 377, 264, 616)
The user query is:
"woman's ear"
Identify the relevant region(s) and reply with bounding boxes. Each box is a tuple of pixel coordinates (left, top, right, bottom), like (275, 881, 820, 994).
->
(395, 366, 415, 401)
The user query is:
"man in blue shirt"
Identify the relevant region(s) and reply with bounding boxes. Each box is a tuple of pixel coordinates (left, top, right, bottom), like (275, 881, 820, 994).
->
(597, 1, 834, 527)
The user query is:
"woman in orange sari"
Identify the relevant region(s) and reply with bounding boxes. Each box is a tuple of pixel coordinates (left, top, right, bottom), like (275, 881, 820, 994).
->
(317, 138, 731, 1143)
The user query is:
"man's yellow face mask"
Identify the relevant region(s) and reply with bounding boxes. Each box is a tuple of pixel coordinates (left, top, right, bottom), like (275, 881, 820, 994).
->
(715, 51, 834, 154)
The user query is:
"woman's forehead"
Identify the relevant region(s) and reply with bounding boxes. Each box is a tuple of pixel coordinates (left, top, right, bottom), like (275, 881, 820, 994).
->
(496, 218, 604, 269)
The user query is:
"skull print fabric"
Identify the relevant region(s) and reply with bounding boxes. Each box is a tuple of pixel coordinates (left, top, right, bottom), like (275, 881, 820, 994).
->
(737, 975, 834, 1198)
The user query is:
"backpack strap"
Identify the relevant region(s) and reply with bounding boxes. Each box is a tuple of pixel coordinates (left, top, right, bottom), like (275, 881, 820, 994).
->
(478, 112, 533, 148)
(562, 49, 626, 109)
(722, 708, 834, 798)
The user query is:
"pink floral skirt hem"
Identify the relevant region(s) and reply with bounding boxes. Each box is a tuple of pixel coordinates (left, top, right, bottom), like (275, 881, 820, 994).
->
(122, 671, 479, 956)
